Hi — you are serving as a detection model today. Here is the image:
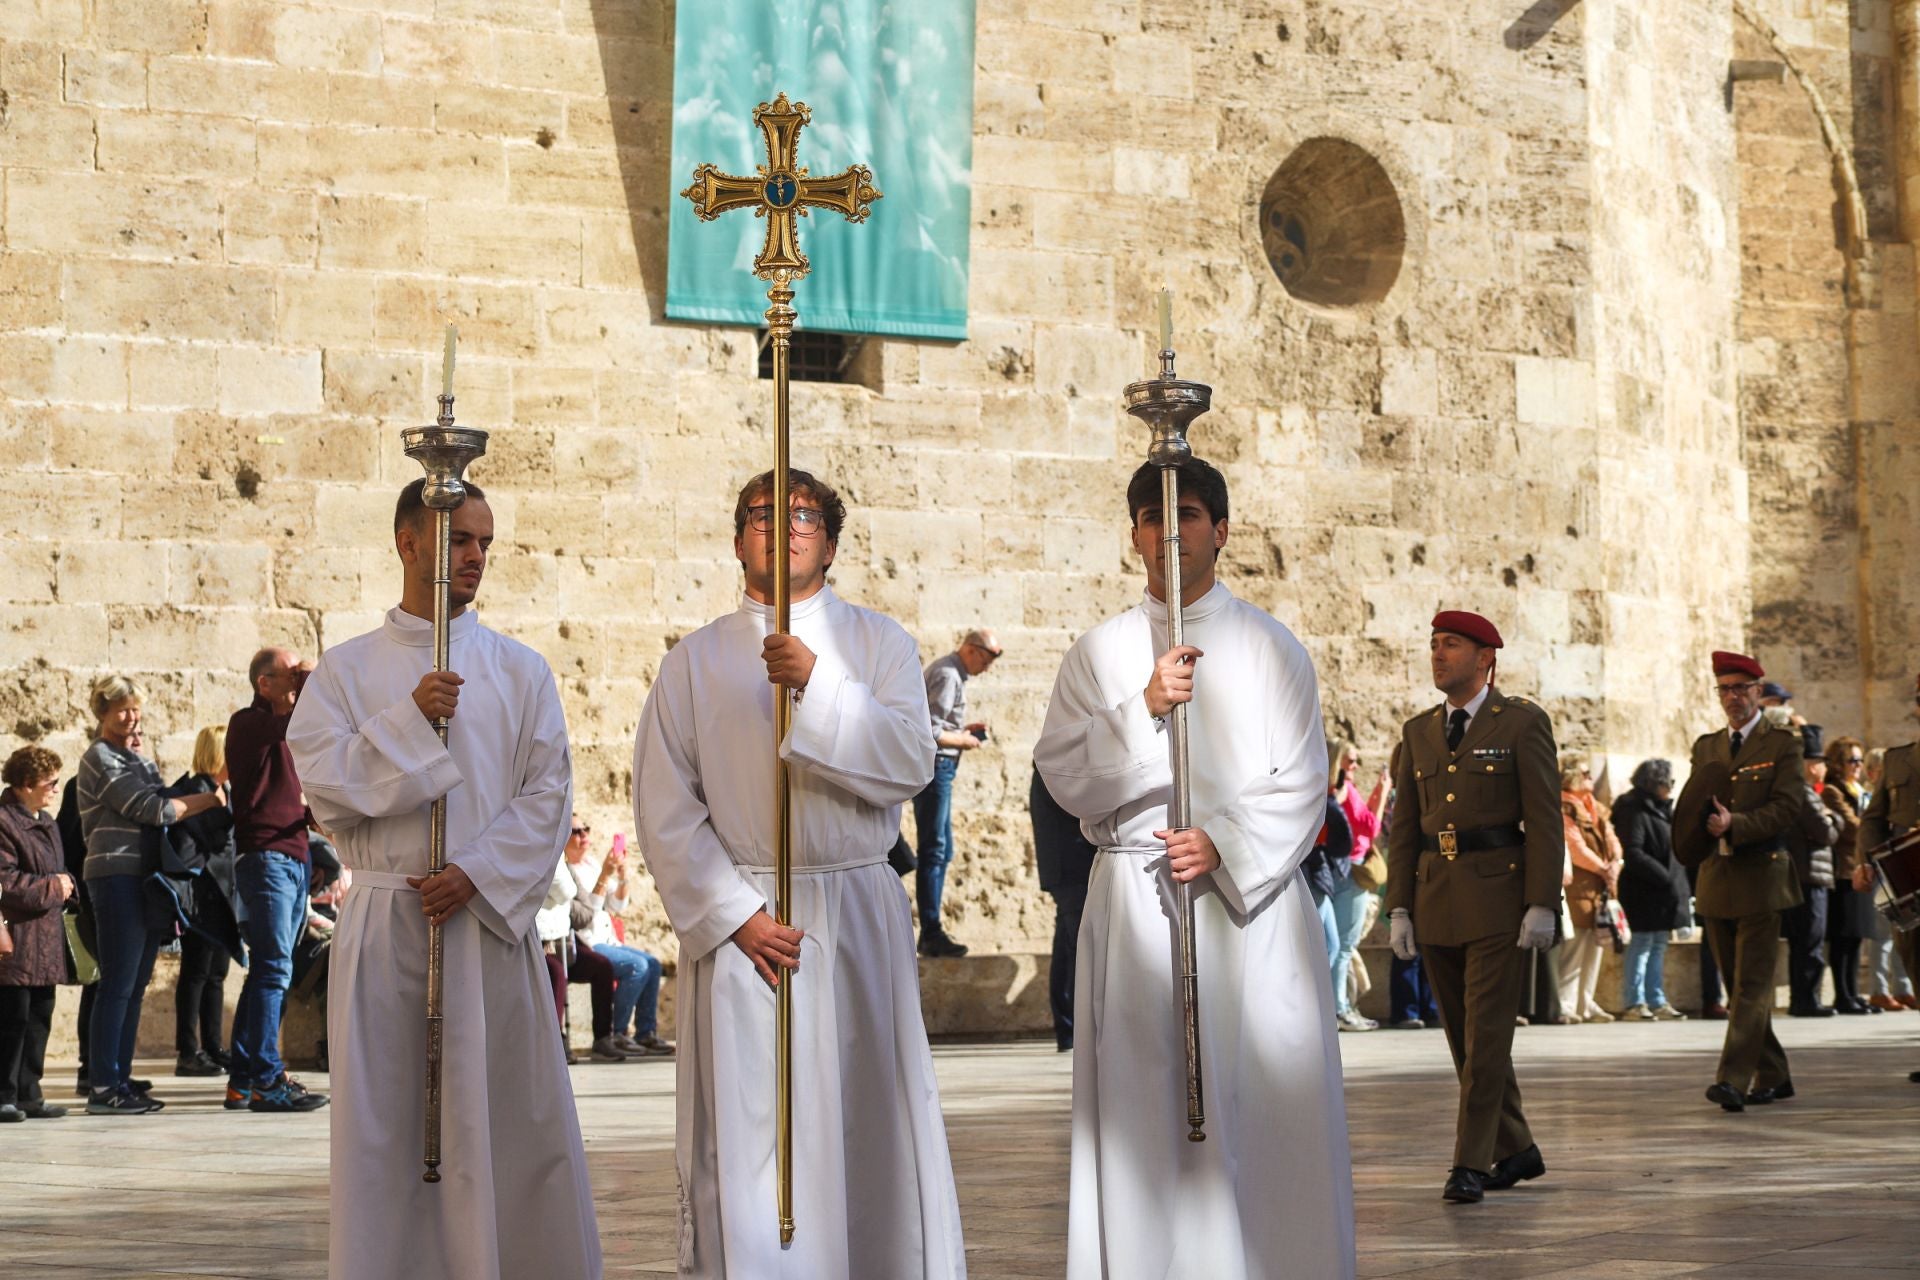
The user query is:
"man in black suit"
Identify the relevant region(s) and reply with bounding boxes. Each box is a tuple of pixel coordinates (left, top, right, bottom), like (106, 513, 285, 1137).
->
(1030, 766, 1097, 1052)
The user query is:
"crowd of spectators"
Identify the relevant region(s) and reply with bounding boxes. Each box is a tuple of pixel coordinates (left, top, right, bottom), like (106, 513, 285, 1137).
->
(0, 656, 671, 1120)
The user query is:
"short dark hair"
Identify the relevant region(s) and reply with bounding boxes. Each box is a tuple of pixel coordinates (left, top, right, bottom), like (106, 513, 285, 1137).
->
(1630, 758, 1673, 793)
(1127, 458, 1228, 526)
(395, 477, 487, 534)
(248, 647, 283, 694)
(733, 468, 847, 543)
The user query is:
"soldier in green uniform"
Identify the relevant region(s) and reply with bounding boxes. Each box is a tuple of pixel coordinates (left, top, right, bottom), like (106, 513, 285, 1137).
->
(1681, 651, 1805, 1112)
(1859, 670, 1920, 1084)
(1386, 611, 1562, 1205)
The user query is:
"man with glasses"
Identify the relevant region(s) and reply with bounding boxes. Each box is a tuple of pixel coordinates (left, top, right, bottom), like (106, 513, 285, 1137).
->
(1684, 651, 1806, 1112)
(1858, 672, 1920, 1082)
(224, 647, 329, 1114)
(912, 626, 1003, 958)
(634, 469, 964, 1278)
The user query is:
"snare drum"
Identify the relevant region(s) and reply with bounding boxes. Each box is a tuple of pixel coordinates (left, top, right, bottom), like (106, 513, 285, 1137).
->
(1870, 828, 1920, 932)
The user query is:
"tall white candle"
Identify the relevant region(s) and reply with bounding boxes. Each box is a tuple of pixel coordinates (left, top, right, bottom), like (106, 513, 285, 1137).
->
(1158, 288, 1172, 352)
(441, 324, 458, 398)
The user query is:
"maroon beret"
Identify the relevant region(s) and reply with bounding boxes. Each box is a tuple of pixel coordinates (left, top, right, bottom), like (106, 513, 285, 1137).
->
(1431, 611, 1503, 649)
(1711, 650, 1764, 680)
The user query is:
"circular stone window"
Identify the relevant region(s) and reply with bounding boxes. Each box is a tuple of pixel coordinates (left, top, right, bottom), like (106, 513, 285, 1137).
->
(1259, 138, 1406, 309)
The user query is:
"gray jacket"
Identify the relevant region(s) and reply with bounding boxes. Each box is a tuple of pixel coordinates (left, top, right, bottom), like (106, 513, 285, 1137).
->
(77, 738, 171, 881)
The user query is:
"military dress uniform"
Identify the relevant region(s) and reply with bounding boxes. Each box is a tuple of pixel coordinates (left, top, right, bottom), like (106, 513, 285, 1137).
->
(1687, 712, 1804, 1103)
(1861, 742, 1920, 1026)
(1387, 684, 1563, 1178)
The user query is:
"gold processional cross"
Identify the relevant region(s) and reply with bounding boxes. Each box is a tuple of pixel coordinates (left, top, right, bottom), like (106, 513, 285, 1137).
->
(681, 92, 880, 1249)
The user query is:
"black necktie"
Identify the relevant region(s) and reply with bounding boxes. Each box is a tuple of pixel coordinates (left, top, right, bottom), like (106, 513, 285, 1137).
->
(1730, 730, 1743, 757)
(1447, 708, 1468, 752)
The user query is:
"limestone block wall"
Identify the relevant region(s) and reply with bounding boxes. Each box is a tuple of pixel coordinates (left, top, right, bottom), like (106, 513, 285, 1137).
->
(1579, 0, 1746, 783)
(0, 0, 1777, 962)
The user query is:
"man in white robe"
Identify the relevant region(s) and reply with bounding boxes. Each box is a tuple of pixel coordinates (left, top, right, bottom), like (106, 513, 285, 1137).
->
(634, 468, 965, 1279)
(287, 479, 601, 1280)
(1036, 458, 1356, 1280)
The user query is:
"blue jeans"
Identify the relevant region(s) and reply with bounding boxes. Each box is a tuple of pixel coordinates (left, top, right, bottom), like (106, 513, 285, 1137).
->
(1622, 928, 1671, 1009)
(913, 755, 959, 930)
(1310, 887, 1339, 963)
(229, 851, 308, 1089)
(596, 943, 663, 1038)
(1390, 952, 1439, 1025)
(1328, 879, 1374, 1016)
(88, 874, 163, 1092)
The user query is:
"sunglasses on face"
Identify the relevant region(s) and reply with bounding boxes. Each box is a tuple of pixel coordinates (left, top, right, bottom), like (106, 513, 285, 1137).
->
(570, 826, 590, 837)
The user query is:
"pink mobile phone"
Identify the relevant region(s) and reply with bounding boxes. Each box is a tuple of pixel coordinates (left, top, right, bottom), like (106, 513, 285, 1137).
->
(611, 833, 627, 856)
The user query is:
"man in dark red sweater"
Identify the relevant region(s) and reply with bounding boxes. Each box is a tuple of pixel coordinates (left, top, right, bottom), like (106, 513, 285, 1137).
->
(224, 646, 327, 1114)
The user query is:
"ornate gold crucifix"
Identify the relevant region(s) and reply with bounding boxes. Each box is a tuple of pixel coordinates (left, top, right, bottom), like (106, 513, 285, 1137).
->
(680, 92, 879, 1250)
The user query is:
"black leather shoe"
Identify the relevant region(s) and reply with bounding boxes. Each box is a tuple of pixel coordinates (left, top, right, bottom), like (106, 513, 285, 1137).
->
(1484, 1144, 1545, 1190)
(1701, 1004, 1728, 1021)
(1908, 1070, 1920, 1084)
(1746, 1080, 1795, 1105)
(1442, 1168, 1485, 1204)
(917, 928, 969, 958)
(1706, 1082, 1746, 1112)
(1392, 1019, 1426, 1030)
(1789, 1004, 1837, 1018)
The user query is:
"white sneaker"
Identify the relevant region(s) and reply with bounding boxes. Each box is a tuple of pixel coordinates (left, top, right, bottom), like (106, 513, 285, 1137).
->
(1619, 1004, 1652, 1021)
(1583, 1008, 1615, 1024)
(1651, 1004, 1688, 1021)
(1336, 1011, 1377, 1032)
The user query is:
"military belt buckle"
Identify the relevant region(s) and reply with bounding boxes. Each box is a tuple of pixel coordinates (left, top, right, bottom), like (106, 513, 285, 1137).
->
(1438, 830, 1459, 858)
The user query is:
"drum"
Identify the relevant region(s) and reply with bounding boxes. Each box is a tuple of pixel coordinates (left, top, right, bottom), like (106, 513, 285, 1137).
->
(1870, 828, 1920, 932)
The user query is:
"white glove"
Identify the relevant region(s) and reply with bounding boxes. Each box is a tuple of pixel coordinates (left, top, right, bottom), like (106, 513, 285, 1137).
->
(1388, 908, 1416, 961)
(1517, 905, 1556, 951)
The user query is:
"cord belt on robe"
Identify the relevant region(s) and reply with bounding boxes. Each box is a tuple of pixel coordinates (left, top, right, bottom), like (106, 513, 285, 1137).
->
(726, 853, 890, 875)
(352, 870, 422, 894)
(1100, 845, 1172, 858)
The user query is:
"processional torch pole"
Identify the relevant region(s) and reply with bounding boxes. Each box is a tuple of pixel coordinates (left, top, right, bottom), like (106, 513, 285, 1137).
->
(682, 92, 881, 1245)
(403, 325, 488, 1185)
(1124, 290, 1211, 1144)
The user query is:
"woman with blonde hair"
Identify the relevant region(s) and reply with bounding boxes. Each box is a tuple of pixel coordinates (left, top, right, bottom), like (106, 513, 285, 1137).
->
(1558, 753, 1623, 1023)
(1326, 737, 1386, 1031)
(171, 725, 239, 1077)
(75, 674, 224, 1113)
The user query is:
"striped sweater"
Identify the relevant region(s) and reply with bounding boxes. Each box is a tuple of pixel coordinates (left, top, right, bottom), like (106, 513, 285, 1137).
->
(77, 738, 170, 881)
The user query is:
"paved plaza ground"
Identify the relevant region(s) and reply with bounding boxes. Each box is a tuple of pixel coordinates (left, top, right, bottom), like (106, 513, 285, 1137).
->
(4, 1015, 1918, 1278)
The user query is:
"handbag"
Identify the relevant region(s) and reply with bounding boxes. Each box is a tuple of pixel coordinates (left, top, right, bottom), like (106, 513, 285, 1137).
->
(1596, 896, 1633, 953)
(1352, 847, 1387, 893)
(63, 909, 99, 985)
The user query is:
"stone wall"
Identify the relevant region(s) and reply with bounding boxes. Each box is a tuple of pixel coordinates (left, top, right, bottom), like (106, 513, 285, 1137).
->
(1733, 0, 1920, 750)
(0, 0, 1885, 966)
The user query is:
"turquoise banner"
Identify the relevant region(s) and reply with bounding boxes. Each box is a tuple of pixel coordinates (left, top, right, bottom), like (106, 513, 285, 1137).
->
(666, 1, 976, 340)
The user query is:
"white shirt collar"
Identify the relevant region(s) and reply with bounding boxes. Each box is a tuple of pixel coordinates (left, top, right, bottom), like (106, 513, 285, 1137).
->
(1446, 683, 1491, 724)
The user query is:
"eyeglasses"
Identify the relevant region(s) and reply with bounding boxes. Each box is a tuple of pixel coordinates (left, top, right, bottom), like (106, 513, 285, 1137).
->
(746, 505, 826, 536)
(1715, 681, 1759, 698)
(569, 826, 590, 837)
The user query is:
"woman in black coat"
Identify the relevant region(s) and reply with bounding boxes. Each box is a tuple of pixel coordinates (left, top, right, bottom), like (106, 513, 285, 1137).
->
(168, 727, 241, 1077)
(1611, 759, 1691, 1019)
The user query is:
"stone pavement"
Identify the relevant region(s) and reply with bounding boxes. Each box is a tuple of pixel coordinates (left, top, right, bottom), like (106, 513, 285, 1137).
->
(3, 1015, 1917, 1278)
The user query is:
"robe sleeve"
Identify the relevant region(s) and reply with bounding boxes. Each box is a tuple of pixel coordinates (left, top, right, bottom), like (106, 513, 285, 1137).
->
(783, 625, 935, 807)
(450, 665, 573, 945)
(634, 645, 769, 964)
(286, 656, 465, 834)
(1033, 637, 1173, 823)
(1199, 634, 1329, 917)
